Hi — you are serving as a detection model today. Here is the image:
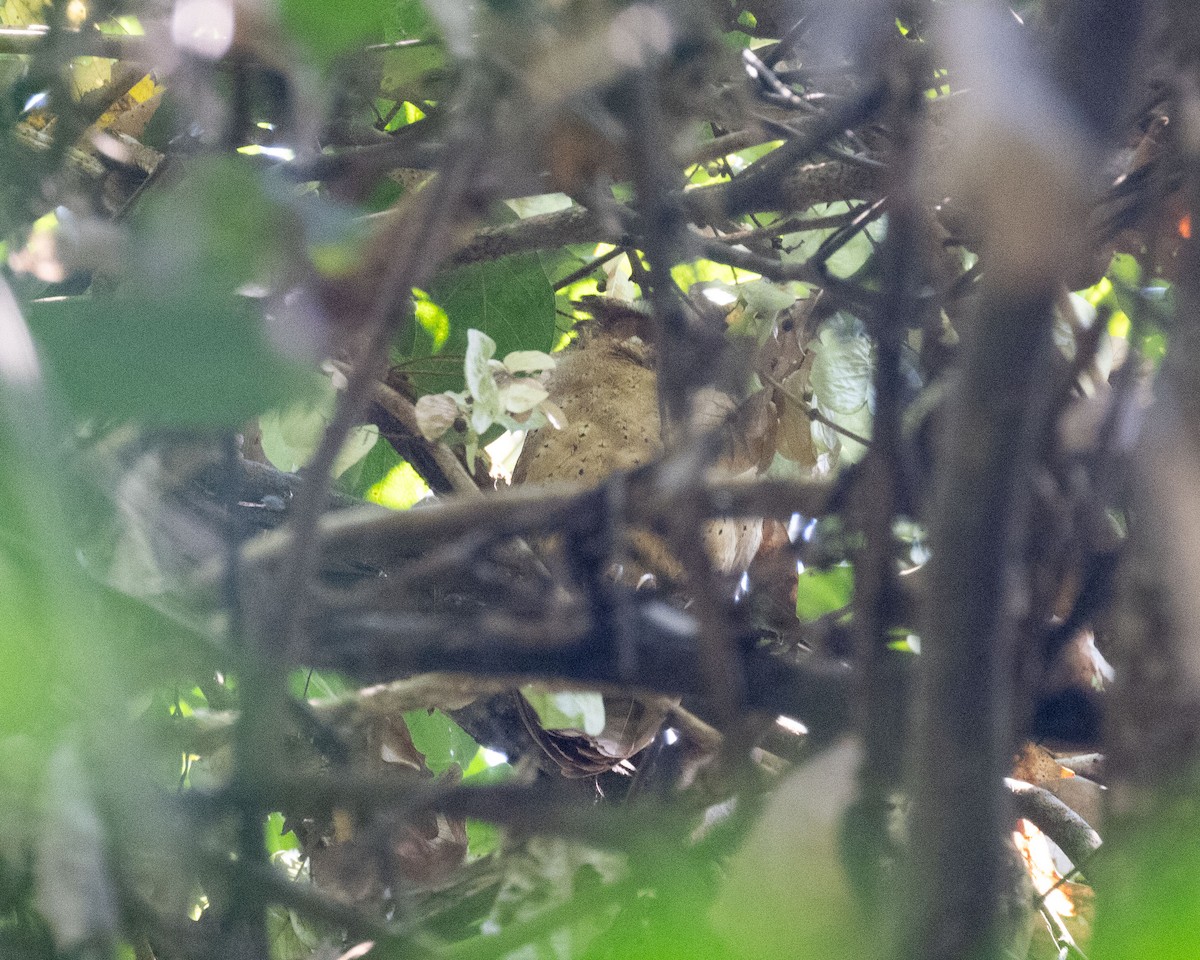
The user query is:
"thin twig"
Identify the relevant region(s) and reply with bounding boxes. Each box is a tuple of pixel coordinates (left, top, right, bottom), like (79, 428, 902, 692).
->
(760, 372, 873, 448)
(275, 68, 496, 658)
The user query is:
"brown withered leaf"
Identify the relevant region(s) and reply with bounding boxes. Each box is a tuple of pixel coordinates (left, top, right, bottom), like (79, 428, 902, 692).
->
(299, 714, 469, 905)
(516, 691, 670, 778)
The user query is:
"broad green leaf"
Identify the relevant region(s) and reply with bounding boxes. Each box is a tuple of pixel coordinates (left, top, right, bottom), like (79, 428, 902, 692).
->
(379, 49, 446, 101)
(264, 812, 299, 856)
(810, 312, 873, 416)
(781, 203, 882, 279)
(28, 157, 319, 426)
(795, 564, 854, 621)
(347, 432, 404, 499)
(812, 399, 872, 466)
(465, 819, 502, 859)
(28, 295, 317, 427)
(266, 903, 321, 960)
(406, 255, 556, 395)
(520, 688, 606, 736)
(1108, 252, 1142, 288)
(740, 279, 803, 323)
(289, 669, 349, 700)
(671, 259, 742, 290)
(281, 0, 391, 67)
(1094, 802, 1200, 960)
(134, 157, 299, 299)
(390, 0, 436, 37)
(713, 740, 865, 960)
(0, 0, 49, 27)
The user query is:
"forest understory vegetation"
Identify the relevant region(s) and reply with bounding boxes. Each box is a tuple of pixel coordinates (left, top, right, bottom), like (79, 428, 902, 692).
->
(2, 1, 1199, 959)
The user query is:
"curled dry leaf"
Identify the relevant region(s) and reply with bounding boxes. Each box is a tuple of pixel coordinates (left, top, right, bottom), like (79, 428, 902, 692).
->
(775, 370, 817, 466)
(414, 392, 460, 442)
(516, 690, 670, 778)
(300, 713, 468, 902)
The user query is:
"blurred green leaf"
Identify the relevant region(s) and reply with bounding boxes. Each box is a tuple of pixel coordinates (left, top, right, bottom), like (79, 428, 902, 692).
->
(414, 290, 450, 351)
(288, 669, 349, 700)
(264, 812, 299, 856)
(266, 903, 321, 960)
(259, 388, 379, 476)
(796, 564, 854, 621)
(1, 1, 50, 27)
(134, 157, 300, 298)
(27, 295, 317, 427)
(520, 688, 606, 736)
(281, 0, 391, 67)
(26, 157, 322, 426)
(345, 434, 403, 499)
(713, 741, 864, 960)
(781, 203, 882, 279)
(364, 460, 431, 510)
(1108, 252, 1142, 289)
(1095, 803, 1200, 960)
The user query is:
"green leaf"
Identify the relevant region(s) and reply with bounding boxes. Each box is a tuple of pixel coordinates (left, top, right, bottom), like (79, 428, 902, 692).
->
(520, 688, 606, 736)
(259, 382, 379, 476)
(288, 669, 349, 700)
(345, 433, 404, 499)
(781, 203, 882, 279)
(465, 819, 502, 859)
(1108, 251, 1142, 289)
(27, 295, 316, 427)
(403, 709, 480, 774)
(796, 564, 854, 622)
(406, 255, 556, 395)
(810, 312, 873, 415)
(281, 0, 391, 67)
(365, 460, 431, 511)
(134, 157, 300, 299)
(414, 290, 450, 351)
(264, 812, 299, 856)
(27, 157, 320, 426)
(378, 0, 445, 95)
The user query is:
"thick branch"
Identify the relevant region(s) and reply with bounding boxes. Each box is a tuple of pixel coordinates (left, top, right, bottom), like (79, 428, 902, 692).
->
(239, 474, 830, 575)
(1007, 779, 1102, 873)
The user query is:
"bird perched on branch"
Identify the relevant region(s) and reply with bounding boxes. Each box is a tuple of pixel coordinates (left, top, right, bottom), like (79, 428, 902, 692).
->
(512, 298, 762, 777)
(514, 298, 763, 587)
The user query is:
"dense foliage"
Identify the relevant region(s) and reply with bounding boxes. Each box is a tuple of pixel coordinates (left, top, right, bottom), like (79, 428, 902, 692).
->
(1, 1, 1197, 959)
